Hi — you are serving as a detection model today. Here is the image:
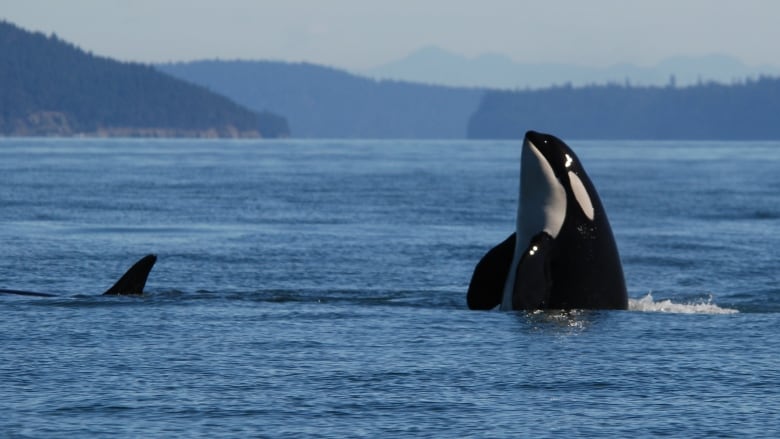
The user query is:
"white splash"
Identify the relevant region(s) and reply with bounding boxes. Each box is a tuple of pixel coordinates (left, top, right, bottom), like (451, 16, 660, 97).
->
(628, 292, 738, 314)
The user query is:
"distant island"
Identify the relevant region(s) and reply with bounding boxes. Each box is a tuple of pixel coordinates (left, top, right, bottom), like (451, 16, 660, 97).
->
(0, 20, 289, 138)
(468, 78, 780, 140)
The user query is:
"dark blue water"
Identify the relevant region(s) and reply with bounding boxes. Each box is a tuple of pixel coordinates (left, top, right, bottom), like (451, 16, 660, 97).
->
(1, 138, 778, 437)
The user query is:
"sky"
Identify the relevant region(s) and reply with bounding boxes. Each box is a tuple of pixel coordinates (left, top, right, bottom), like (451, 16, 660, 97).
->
(3, 0, 780, 70)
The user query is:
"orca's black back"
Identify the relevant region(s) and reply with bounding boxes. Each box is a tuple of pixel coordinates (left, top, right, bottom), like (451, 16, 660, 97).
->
(546, 174, 627, 310)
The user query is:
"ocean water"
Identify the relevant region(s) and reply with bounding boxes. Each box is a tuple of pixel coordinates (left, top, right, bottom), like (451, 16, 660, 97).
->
(0, 138, 778, 437)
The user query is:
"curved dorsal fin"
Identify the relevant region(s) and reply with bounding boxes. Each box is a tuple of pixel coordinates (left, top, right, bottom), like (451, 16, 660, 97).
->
(102, 254, 157, 296)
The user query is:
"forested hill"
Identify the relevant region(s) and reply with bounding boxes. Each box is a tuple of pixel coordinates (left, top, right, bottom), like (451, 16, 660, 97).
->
(468, 78, 780, 140)
(160, 59, 780, 141)
(158, 60, 484, 139)
(0, 21, 289, 138)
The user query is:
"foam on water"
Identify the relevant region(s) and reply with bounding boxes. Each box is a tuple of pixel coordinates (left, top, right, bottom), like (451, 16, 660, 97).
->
(629, 292, 738, 314)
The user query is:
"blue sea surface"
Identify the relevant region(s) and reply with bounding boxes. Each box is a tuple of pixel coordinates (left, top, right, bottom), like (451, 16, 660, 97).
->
(1, 138, 778, 437)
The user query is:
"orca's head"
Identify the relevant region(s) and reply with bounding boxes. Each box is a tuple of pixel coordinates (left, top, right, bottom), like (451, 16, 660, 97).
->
(517, 130, 597, 243)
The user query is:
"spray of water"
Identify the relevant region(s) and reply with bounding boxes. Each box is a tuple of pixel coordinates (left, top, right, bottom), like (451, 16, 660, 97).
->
(628, 292, 738, 314)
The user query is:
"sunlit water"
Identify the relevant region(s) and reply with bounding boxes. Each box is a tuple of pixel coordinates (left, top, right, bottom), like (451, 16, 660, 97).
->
(1, 138, 778, 437)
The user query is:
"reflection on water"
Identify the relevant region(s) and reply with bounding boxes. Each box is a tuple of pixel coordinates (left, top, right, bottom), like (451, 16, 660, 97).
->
(514, 309, 603, 335)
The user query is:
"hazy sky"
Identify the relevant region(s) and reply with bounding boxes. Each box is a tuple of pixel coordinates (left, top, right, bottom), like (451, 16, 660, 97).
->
(4, 0, 780, 69)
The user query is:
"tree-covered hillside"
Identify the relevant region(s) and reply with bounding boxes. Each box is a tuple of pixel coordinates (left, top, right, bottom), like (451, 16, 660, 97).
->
(158, 60, 484, 139)
(468, 79, 780, 140)
(162, 59, 780, 141)
(0, 21, 289, 138)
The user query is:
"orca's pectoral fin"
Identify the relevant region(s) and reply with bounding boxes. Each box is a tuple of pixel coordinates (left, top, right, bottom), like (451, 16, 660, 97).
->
(512, 232, 553, 310)
(467, 233, 516, 310)
(102, 254, 157, 296)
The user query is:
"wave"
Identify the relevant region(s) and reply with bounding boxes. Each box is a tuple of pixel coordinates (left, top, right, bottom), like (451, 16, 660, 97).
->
(628, 292, 738, 314)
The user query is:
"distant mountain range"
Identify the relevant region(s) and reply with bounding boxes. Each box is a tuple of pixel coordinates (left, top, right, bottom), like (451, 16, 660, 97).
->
(161, 59, 780, 141)
(0, 20, 289, 138)
(5, 17, 780, 141)
(363, 46, 780, 89)
(158, 60, 483, 139)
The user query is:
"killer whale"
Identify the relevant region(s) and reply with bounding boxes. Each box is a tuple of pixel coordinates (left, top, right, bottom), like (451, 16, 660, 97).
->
(0, 254, 157, 297)
(467, 131, 627, 311)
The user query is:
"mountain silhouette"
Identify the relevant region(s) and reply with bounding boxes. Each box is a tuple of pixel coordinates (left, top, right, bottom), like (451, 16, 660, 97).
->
(364, 46, 780, 89)
(0, 20, 289, 138)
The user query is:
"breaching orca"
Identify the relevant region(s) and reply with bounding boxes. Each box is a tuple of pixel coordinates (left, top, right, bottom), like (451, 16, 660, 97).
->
(467, 131, 627, 311)
(0, 254, 157, 297)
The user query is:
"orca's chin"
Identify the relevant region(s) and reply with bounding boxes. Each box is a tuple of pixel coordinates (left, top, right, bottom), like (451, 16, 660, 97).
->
(519, 135, 566, 241)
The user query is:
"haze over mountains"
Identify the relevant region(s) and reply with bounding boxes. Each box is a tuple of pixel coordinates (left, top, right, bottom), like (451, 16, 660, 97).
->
(162, 58, 780, 140)
(5, 17, 780, 141)
(363, 46, 780, 89)
(158, 60, 482, 139)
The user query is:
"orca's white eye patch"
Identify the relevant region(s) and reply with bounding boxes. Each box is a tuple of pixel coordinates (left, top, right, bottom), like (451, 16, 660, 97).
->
(568, 171, 594, 220)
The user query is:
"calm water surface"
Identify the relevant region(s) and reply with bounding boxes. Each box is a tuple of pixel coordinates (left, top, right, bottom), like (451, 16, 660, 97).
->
(1, 138, 778, 437)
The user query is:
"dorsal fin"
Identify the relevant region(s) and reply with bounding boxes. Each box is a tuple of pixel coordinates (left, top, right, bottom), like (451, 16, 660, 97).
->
(102, 254, 157, 296)
(467, 234, 516, 310)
